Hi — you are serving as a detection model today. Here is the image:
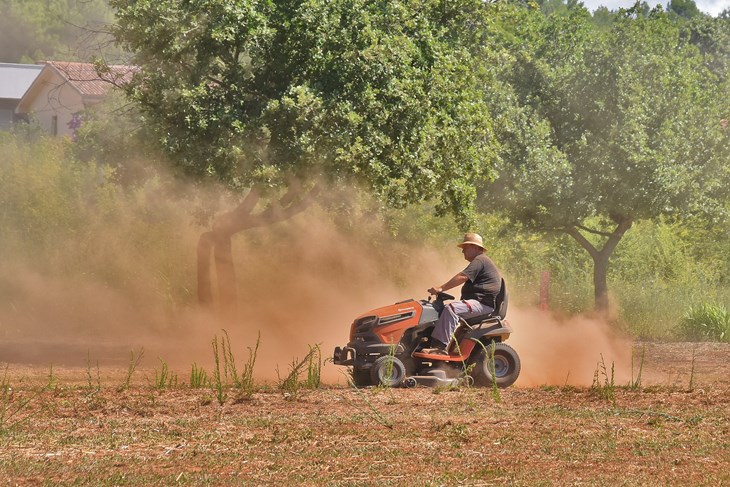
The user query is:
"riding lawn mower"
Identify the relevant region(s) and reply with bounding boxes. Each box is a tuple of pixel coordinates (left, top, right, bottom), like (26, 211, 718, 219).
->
(332, 279, 520, 388)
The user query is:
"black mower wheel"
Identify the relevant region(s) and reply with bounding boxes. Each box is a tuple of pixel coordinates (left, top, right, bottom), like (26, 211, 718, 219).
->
(370, 356, 407, 387)
(350, 367, 373, 388)
(470, 342, 521, 388)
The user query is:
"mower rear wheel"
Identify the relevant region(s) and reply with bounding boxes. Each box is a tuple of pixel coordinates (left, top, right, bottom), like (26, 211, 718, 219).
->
(370, 356, 407, 387)
(470, 342, 520, 388)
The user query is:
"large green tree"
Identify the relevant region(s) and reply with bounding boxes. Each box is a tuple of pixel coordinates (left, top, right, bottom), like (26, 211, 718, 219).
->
(109, 0, 500, 317)
(483, 4, 730, 312)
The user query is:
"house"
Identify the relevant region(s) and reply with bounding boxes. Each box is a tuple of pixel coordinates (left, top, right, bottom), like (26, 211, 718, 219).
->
(0, 63, 43, 131)
(14, 61, 133, 137)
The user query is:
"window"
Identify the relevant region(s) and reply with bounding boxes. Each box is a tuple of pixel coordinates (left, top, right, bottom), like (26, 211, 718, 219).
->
(51, 115, 58, 136)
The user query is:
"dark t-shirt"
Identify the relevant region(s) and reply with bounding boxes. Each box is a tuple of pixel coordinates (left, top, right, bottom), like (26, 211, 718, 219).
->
(461, 254, 501, 307)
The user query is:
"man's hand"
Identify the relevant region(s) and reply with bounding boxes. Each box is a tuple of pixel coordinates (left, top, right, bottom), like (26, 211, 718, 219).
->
(429, 274, 469, 296)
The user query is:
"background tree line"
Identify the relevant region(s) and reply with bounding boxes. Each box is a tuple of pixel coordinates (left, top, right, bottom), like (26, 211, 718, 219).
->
(2, 0, 730, 341)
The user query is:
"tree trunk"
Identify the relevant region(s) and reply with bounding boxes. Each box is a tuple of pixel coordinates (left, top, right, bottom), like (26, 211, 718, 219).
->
(214, 234, 237, 322)
(564, 216, 633, 315)
(197, 231, 215, 305)
(196, 183, 319, 322)
(592, 251, 610, 313)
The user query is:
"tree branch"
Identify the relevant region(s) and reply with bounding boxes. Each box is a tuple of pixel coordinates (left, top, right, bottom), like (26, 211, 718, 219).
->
(573, 223, 614, 237)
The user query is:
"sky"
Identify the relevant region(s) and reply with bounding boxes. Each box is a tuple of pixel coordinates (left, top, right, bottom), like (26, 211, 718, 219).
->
(581, 0, 730, 16)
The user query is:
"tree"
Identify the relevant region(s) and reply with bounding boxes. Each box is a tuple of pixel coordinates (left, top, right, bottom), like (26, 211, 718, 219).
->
(668, 0, 702, 19)
(109, 0, 500, 319)
(482, 5, 730, 313)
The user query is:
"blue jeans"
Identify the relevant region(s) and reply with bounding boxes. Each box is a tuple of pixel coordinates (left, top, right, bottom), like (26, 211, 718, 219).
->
(431, 299, 493, 346)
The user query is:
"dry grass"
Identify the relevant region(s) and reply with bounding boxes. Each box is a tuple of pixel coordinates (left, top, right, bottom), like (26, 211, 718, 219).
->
(0, 343, 728, 486)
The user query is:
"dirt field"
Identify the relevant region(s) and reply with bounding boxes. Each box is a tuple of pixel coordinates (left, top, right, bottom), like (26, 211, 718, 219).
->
(1, 342, 729, 486)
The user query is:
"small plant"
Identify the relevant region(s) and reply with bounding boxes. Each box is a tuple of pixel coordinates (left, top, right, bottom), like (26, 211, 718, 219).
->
(47, 365, 58, 391)
(305, 344, 322, 390)
(1, 366, 47, 434)
(377, 344, 397, 389)
(277, 346, 320, 400)
(688, 344, 697, 392)
(211, 336, 227, 405)
(117, 348, 144, 392)
(86, 352, 101, 393)
(489, 342, 501, 403)
(677, 303, 730, 342)
(629, 345, 645, 390)
(239, 332, 261, 399)
(338, 371, 393, 430)
(591, 354, 616, 404)
(189, 363, 209, 389)
(221, 330, 239, 387)
(154, 358, 178, 391)
(471, 339, 503, 401)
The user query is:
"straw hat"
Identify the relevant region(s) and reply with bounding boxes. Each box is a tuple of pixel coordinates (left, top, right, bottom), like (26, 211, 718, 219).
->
(457, 232, 484, 249)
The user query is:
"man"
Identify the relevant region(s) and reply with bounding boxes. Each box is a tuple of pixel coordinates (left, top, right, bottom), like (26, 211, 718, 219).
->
(422, 232, 501, 355)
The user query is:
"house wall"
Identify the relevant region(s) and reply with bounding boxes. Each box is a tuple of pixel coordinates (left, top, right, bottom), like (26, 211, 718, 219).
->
(0, 99, 15, 130)
(22, 76, 85, 137)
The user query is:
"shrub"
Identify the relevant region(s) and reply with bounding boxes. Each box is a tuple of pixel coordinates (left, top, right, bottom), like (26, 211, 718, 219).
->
(677, 303, 730, 342)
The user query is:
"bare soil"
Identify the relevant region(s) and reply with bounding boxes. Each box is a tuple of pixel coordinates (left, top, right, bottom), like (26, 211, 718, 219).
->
(1, 342, 728, 486)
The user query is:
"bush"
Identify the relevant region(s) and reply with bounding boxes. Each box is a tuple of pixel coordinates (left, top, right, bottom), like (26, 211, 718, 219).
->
(677, 303, 730, 342)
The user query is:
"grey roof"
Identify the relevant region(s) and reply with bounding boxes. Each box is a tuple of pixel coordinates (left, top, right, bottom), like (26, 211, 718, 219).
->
(0, 63, 44, 100)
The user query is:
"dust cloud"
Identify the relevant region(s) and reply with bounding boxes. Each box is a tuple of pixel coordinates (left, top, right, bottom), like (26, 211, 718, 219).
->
(0, 179, 632, 387)
(508, 307, 633, 387)
(0, 182, 449, 382)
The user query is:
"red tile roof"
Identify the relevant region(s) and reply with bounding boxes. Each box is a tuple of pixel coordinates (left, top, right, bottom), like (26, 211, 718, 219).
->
(44, 61, 134, 97)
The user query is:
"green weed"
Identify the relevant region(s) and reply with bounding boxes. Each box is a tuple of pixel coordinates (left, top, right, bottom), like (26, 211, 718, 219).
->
(489, 342, 501, 403)
(677, 303, 730, 342)
(189, 363, 209, 389)
(591, 354, 616, 404)
(211, 336, 227, 405)
(629, 345, 645, 390)
(305, 344, 322, 390)
(688, 344, 697, 392)
(1, 366, 47, 434)
(239, 332, 261, 399)
(154, 358, 177, 391)
(338, 380, 393, 430)
(117, 349, 144, 393)
(86, 352, 101, 393)
(276, 345, 321, 400)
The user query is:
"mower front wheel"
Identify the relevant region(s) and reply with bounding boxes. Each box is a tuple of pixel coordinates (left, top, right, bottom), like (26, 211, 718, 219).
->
(370, 356, 407, 387)
(470, 342, 521, 388)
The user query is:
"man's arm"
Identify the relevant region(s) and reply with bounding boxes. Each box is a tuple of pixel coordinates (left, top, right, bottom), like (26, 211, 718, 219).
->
(428, 273, 469, 295)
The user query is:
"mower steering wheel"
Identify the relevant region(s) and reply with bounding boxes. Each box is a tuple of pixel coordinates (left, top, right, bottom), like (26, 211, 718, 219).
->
(436, 292, 455, 301)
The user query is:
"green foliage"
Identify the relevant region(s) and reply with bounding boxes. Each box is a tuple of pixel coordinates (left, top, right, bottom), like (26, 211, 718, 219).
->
(481, 4, 730, 309)
(109, 0, 501, 225)
(211, 336, 227, 405)
(189, 363, 210, 389)
(117, 349, 144, 393)
(276, 345, 322, 400)
(590, 354, 616, 404)
(305, 344, 322, 390)
(154, 358, 178, 391)
(678, 304, 730, 342)
(668, 0, 702, 19)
